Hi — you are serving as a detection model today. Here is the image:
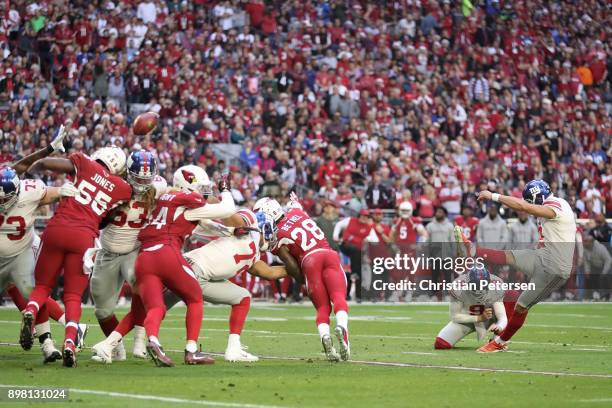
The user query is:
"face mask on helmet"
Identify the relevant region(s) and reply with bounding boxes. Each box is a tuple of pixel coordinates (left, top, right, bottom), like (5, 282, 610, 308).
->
(256, 211, 277, 251)
(127, 151, 157, 195)
(0, 168, 20, 213)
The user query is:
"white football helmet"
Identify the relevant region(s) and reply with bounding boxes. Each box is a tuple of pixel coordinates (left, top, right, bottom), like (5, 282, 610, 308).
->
(253, 197, 284, 222)
(152, 175, 168, 199)
(399, 201, 413, 219)
(173, 165, 212, 195)
(91, 146, 127, 175)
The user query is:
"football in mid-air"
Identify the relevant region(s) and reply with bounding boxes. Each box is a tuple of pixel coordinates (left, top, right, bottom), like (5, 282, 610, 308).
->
(133, 111, 159, 135)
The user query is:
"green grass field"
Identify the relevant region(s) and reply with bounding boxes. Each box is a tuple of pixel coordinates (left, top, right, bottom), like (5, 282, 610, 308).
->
(1, 302, 611, 407)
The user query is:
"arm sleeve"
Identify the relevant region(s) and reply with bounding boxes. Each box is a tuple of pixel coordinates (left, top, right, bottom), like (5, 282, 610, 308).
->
(450, 300, 480, 324)
(333, 217, 350, 241)
(184, 191, 236, 221)
(492, 301, 508, 331)
(194, 219, 235, 238)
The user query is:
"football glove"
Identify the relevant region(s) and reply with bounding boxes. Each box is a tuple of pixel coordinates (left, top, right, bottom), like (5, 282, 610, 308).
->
(218, 172, 231, 193)
(50, 123, 69, 153)
(59, 182, 79, 197)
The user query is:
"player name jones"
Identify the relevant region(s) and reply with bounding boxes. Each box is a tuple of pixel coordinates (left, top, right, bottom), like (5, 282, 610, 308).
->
(92, 173, 116, 192)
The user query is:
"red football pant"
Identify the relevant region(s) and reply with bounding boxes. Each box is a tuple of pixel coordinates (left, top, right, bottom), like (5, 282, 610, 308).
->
(135, 246, 203, 342)
(302, 249, 348, 326)
(25, 227, 94, 343)
(7, 285, 62, 325)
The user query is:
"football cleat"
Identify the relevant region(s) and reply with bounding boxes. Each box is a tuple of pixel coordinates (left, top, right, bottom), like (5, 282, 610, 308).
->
(454, 226, 474, 258)
(63, 340, 77, 367)
(184, 350, 215, 365)
(76, 323, 88, 352)
(19, 311, 34, 350)
(477, 340, 508, 353)
(321, 334, 340, 362)
(41, 337, 61, 364)
(113, 341, 127, 362)
(224, 345, 259, 362)
(334, 326, 351, 361)
(91, 339, 114, 364)
(132, 326, 148, 359)
(146, 341, 174, 367)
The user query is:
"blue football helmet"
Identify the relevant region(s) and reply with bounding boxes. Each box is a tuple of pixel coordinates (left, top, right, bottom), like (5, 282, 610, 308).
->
(0, 167, 20, 212)
(522, 179, 551, 205)
(468, 264, 490, 299)
(256, 211, 277, 251)
(127, 150, 157, 194)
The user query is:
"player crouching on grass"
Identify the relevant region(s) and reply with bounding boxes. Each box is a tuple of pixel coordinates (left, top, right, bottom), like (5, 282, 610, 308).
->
(454, 180, 576, 353)
(434, 265, 513, 350)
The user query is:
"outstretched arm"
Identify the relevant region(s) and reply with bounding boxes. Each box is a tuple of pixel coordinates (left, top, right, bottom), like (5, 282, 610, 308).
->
(249, 261, 288, 280)
(477, 190, 556, 219)
(12, 123, 70, 174)
(183, 191, 237, 221)
(38, 183, 79, 206)
(28, 157, 75, 176)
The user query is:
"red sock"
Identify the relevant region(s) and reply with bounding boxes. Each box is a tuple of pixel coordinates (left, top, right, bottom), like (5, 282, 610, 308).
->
(281, 277, 291, 296)
(475, 247, 507, 265)
(65, 321, 79, 344)
(229, 297, 251, 335)
(63, 293, 83, 344)
(7, 285, 27, 310)
(98, 315, 119, 336)
(185, 301, 202, 342)
(34, 304, 50, 325)
(131, 294, 146, 327)
(45, 298, 65, 322)
(499, 309, 529, 342)
(24, 285, 53, 319)
(115, 312, 135, 337)
(144, 307, 165, 338)
(434, 337, 452, 349)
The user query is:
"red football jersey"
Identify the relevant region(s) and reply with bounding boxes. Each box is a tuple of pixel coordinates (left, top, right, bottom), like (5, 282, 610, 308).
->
(138, 191, 205, 250)
(454, 215, 479, 240)
(273, 208, 331, 265)
(47, 153, 132, 234)
(393, 217, 423, 244)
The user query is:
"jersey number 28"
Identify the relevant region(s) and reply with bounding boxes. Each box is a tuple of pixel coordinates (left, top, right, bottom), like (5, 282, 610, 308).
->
(290, 219, 325, 251)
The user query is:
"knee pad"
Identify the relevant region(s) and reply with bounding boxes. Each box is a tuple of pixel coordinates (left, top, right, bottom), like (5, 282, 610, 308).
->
(434, 337, 452, 350)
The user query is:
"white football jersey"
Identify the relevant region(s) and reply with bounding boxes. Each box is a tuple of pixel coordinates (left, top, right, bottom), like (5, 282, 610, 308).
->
(0, 179, 47, 257)
(449, 273, 505, 314)
(184, 232, 261, 281)
(540, 195, 576, 274)
(100, 178, 167, 254)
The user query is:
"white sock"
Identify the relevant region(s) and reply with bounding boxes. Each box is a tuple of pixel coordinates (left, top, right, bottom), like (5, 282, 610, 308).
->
(227, 333, 241, 349)
(107, 331, 123, 346)
(149, 336, 161, 346)
(336, 311, 348, 331)
(494, 336, 506, 345)
(185, 340, 197, 353)
(317, 323, 330, 340)
(35, 320, 51, 337)
(133, 325, 145, 340)
(58, 314, 66, 326)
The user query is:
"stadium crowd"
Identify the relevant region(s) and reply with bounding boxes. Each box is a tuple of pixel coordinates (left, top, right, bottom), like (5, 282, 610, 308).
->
(0, 0, 610, 301)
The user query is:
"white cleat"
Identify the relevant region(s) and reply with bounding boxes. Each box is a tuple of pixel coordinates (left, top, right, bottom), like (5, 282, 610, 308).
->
(132, 326, 148, 359)
(91, 340, 114, 364)
(321, 334, 340, 362)
(112, 341, 127, 362)
(334, 326, 351, 361)
(41, 337, 62, 364)
(224, 345, 259, 362)
(76, 323, 88, 352)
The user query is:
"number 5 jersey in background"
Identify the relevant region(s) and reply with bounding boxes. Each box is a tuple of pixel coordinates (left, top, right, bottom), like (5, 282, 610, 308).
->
(47, 153, 132, 234)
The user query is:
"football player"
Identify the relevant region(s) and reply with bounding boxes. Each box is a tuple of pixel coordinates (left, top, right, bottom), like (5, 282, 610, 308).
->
(91, 209, 291, 364)
(0, 163, 78, 362)
(88, 151, 166, 362)
(135, 165, 236, 367)
(256, 195, 350, 362)
(434, 266, 508, 349)
(21, 145, 133, 367)
(455, 179, 576, 352)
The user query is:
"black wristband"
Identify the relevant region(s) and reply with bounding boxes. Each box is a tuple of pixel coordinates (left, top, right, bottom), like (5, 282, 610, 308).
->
(46, 145, 54, 154)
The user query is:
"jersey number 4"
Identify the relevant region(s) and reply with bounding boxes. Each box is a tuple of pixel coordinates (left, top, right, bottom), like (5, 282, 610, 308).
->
(74, 180, 112, 216)
(0, 215, 26, 240)
(290, 219, 325, 251)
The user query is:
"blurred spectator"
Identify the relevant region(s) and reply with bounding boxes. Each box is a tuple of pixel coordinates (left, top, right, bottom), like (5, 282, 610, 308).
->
(509, 211, 540, 249)
(477, 204, 508, 248)
(582, 234, 612, 300)
(316, 200, 340, 251)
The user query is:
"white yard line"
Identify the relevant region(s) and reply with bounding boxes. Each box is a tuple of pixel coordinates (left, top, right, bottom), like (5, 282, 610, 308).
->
(578, 398, 612, 403)
(572, 348, 608, 352)
(401, 351, 437, 356)
(1, 342, 610, 379)
(0, 384, 286, 408)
